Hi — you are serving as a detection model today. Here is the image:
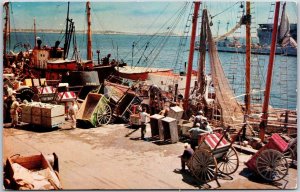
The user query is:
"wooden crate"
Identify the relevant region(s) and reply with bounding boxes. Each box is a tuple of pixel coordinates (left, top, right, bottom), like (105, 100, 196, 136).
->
(21, 105, 32, 115)
(41, 115, 65, 128)
(168, 106, 184, 121)
(32, 79, 40, 86)
(162, 117, 178, 143)
(41, 105, 65, 117)
(150, 114, 164, 139)
(23, 79, 32, 87)
(31, 106, 42, 116)
(21, 113, 31, 123)
(32, 115, 41, 125)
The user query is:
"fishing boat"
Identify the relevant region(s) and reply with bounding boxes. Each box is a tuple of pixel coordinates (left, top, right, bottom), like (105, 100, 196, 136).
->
(116, 66, 173, 81)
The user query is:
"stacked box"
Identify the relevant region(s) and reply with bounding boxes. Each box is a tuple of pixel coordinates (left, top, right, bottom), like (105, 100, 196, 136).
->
(168, 106, 184, 121)
(41, 104, 65, 127)
(150, 114, 164, 140)
(161, 117, 178, 143)
(42, 105, 65, 117)
(20, 102, 65, 128)
(42, 116, 65, 127)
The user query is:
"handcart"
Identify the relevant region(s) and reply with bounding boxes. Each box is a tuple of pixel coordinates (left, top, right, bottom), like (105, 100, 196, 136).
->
(245, 133, 294, 182)
(4, 153, 61, 190)
(187, 127, 239, 184)
(76, 93, 112, 127)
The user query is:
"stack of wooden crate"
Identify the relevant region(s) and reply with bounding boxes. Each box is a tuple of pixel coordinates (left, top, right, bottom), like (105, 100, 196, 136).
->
(21, 102, 65, 128)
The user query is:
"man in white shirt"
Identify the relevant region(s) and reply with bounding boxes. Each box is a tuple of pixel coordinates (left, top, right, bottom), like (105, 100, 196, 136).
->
(139, 108, 150, 140)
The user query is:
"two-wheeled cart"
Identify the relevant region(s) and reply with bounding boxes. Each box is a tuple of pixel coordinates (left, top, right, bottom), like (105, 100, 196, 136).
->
(187, 127, 239, 185)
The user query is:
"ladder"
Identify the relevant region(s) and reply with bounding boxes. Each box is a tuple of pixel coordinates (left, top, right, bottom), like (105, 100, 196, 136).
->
(250, 2, 263, 104)
(174, 3, 194, 73)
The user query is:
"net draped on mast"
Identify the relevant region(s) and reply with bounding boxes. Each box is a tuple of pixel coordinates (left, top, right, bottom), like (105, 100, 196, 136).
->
(203, 9, 244, 126)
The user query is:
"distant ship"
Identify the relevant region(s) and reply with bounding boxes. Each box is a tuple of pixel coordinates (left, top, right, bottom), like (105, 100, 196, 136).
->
(215, 23, 297, 56)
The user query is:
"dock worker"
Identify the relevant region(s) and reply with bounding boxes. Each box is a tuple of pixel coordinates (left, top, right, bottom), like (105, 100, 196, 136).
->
(179, 143, 194, 172)
(193, 110, 207, 128)
(68, 101, 77, 128)
(10, 96, 20, 128)
(139, 108, 150, 140)
(188, 124, 203, 150)
(201, 121, 213, 134)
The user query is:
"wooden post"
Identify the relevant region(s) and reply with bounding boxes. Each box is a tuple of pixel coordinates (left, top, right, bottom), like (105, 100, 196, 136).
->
(34, 18, 37, 48)
(3, 2, 9, 55)
(245, 1, 251, 115)
(86, 1, 92, 61)
(184, 1, 200, 110)
(198, 9, 207, 96)
(260, 2, 280, 142)
(63, 2, 70, 60)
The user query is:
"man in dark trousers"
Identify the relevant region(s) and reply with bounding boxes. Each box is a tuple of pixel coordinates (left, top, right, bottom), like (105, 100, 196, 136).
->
(179, 143, 194, 172)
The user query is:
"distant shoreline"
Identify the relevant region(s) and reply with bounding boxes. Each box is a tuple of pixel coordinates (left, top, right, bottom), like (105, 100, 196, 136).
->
(11, 29, 182, 37)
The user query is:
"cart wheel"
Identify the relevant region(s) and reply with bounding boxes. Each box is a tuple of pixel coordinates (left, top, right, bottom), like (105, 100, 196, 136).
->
(190, 148, 218, 183)
(256, 149, 289, 182)
(96, 104, 112, 126)
(284, 147, 296, 167)
(218, 146, 239, 175)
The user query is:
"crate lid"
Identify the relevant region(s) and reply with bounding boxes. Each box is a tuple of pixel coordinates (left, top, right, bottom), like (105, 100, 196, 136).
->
(170, 106, 183, 112)
(150, 114, 165, 119)
(162, 117, 177, 123)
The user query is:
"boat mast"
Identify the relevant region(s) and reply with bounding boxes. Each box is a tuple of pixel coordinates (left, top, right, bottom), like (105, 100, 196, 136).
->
(3, 2, 10, 56)
(86, 1, 92, 60)
(245, 1, 251, 115)
(197, 8, 207, 96)
(183, 1, 200, 110)
(34, 17, 37, 48)
(259, 2, 280, 142)
(64, 2, 70, 59)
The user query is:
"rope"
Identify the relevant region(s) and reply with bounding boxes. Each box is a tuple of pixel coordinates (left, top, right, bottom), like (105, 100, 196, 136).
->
(210, 2, 240, 19)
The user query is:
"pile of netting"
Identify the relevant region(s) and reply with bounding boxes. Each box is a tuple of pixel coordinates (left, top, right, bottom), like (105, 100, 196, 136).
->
(204, 9, 244, 126)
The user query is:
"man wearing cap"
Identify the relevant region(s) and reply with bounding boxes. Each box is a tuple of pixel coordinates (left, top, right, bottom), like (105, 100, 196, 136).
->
(193, 110, 207, 128)
(179, 143, 194, 172)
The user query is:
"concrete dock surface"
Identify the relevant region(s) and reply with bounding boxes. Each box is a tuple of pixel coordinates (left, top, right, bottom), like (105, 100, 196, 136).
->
(3, 122, 298, 190)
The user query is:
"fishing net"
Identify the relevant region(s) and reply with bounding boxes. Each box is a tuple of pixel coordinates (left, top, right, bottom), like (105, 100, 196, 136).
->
(204, 10, 244, 126)
(214, 18, 242, 42)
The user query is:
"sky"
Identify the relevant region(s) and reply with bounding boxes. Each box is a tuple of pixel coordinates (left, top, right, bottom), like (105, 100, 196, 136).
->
(4, 1, 298, 36)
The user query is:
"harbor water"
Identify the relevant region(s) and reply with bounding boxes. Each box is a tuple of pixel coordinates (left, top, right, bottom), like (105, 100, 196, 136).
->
(10, 32, 297, 110)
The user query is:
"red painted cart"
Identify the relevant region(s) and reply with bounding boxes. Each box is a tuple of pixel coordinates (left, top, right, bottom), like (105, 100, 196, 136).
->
(187, 127, 239, 184)
(245, 133, 291, 182)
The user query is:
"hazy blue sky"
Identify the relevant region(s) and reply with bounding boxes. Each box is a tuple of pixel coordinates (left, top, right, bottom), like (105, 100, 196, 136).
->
(5, 1, 298, 36)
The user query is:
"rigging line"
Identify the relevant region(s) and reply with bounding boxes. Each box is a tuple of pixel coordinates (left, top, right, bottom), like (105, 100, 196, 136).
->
(123, 2, 190, 60)
(130, 3, 171, 46)
(173, 2, 194, 71)
(143, 7, 187, 69)
(210, 2, 240, 19)
(131, 2, 189, 67)
(130, 2, 190, 62)
(145, 6, 187, 70)
(136, 42, 149, 65)
(90, 8, 117, 53)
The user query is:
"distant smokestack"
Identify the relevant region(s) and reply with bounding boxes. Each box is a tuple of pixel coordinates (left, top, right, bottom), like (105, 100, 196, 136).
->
(37, 38, 42, 49)
(55, 41, 60, 48)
